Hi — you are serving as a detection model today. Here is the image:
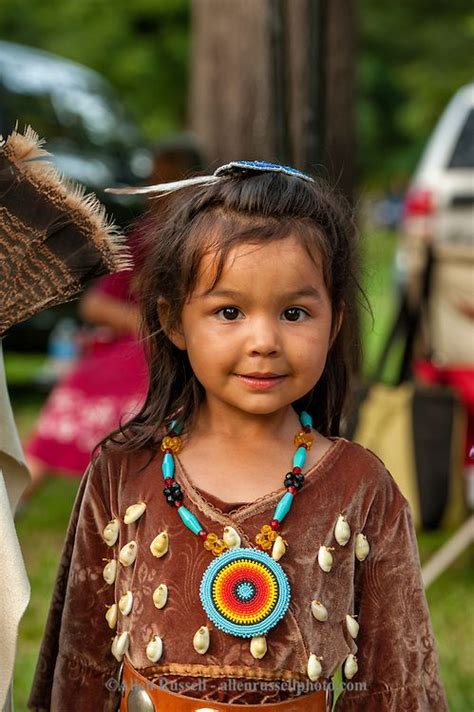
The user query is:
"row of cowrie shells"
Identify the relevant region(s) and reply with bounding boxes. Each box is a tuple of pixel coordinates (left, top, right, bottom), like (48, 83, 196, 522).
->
(192, 625, 267, 660)
(101, 500, 148, 549)
(317, 516, 371, 574)
(105, 505, 169, 665)
(110, 625, 266, 663)
(307, 651, 358, 681)
(105, 583, 169, 629)
(110, 631, 164, 664)
(311, 601, 359, 639)
(105, 591, 134, 629)
(102, 529, 170, 585)
(310, 514, 368, 681)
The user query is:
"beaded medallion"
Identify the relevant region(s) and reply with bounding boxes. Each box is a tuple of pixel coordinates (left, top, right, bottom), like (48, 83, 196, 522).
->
(160, 411, 313, 646)
(199, 548, 291, 638)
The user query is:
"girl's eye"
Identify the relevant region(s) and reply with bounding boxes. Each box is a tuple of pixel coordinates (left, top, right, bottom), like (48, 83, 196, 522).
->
(216, 307, 241, 320)
(283, 307, 309, 322)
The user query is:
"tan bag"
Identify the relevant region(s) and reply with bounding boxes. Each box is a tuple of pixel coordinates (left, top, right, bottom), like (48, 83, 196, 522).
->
(350, 381, 466, 530)
(345, 246, 468, 529)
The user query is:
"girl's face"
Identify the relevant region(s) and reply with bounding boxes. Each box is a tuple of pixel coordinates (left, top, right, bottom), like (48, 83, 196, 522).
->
(166, 233, 341, 420)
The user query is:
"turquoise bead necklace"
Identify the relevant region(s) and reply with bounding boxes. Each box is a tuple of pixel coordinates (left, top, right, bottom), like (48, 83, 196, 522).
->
(159, 411, 314, 639)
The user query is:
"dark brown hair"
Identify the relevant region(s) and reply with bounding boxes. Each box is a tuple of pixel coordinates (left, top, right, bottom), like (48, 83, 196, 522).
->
(101, 170, 368, 457)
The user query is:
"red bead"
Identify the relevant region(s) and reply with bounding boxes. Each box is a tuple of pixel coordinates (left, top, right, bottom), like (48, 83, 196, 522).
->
(271, 519, 281, 530)
(288, 485, 297, 495)
(303, 426, 312, 433)
(255, 544, 263, 551)
(292, 466, 302, 474)
(165, 449, 173, 454)
(175, 500, 183, 508)
(198, 530, 208, 539)
(165, 477, 174, 486)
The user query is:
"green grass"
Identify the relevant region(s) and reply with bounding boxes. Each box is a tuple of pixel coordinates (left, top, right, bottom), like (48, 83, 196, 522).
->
(9, 230, 474, 710)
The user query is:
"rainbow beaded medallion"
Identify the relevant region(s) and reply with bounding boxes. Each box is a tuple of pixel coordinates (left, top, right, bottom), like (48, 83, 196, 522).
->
(199, 547, 291, 638)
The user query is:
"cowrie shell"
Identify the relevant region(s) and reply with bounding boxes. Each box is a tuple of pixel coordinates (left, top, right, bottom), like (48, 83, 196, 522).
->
(334, 514, 351, 546)
(346, 614, 359, 639)
(153, 584, 168, 609)
(118, 591, 133, 616)
(105, 603, 118, 629)
(102, 519, 119, 546)
(150, 531, 169, 558)
(317, 545, 335, 573)
(271, 535, 286, 561)
(103, 559, 117, 585)
(111, 631, 130, 661)
(146, 635, 163, 663)
(119, 540, 138, 567)
(124, 501, 146, 525)
(193, 626, 210, 654)
(344, 653, 358, 679)
(223, 526, 241, 550)
(307, 653, 323, 681)
(311, 600, 328, 622)
(355, 533, 370, 562)
(250, 635, 267, 659)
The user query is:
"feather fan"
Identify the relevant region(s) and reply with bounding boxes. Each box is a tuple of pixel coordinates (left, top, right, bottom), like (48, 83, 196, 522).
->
(0, 126, 131, 335)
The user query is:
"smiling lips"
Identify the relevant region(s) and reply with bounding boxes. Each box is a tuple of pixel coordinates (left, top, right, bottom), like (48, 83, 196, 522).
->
(235, 373, 287, 390)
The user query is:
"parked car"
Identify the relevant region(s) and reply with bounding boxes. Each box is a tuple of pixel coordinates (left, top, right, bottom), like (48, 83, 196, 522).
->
(0, 40, 152, 225)
(395, 83, 474, 365)
(395, 83, 474, 285)
(0, 41, 153, 352)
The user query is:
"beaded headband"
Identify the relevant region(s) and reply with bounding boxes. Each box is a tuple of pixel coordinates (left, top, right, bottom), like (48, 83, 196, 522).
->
(105, 159, 314, 197)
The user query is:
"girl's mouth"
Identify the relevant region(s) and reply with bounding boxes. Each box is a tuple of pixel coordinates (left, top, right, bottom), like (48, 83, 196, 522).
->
(235, 374, 287, 390)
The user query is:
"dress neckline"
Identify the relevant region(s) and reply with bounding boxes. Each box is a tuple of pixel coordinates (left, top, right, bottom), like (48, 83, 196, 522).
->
(174, 436, 347, 520)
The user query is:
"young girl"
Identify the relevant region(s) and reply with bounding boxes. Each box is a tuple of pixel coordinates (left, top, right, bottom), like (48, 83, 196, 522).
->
(28, 161, 448, 711)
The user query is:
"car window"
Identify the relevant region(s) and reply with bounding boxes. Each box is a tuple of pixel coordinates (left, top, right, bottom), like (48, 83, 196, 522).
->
(448, 108, 474, 169)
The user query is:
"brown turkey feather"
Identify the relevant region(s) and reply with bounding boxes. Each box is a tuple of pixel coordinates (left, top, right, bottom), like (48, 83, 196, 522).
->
(0, 126, 131, 335)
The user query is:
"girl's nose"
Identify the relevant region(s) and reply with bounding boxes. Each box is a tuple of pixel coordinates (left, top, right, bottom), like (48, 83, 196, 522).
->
(247, 317, 281, 356)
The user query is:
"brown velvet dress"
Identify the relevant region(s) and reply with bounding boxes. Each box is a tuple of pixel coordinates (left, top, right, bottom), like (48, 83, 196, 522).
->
(28, 436, 449, 711)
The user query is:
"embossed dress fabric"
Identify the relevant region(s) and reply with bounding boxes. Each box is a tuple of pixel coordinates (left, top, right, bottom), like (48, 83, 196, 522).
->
(28, 437, 449, 711)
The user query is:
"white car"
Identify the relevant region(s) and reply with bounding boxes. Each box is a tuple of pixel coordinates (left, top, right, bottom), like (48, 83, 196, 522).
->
(400, 83, 473, 247)
(396, 83, 474, 365)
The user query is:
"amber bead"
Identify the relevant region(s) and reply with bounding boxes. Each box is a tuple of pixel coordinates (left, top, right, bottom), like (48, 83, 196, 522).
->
(294, 432, 313, 450)
(160, 435, 183, 454)
(213, 541, 226, 555)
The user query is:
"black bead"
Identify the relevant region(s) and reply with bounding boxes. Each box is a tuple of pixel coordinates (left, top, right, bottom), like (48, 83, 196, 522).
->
(174, 490, 184, 501)
(295, 473, 305, 483)
(163, 487, 172, 497)
(166, 495, 175, 506)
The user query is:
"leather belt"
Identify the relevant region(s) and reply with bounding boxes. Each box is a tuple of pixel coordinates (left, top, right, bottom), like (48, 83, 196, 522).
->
(119, 657, 330, 711)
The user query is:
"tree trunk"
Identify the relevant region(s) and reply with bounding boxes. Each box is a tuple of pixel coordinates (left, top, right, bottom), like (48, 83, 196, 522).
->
(190, 0, 356, 201)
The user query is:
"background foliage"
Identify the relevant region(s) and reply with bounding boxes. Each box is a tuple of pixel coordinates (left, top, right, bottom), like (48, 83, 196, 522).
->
(0, 0, 472, 186)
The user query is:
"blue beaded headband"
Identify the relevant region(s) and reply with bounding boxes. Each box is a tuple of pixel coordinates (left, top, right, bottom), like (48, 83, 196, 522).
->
(106, 159, 314, 196)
